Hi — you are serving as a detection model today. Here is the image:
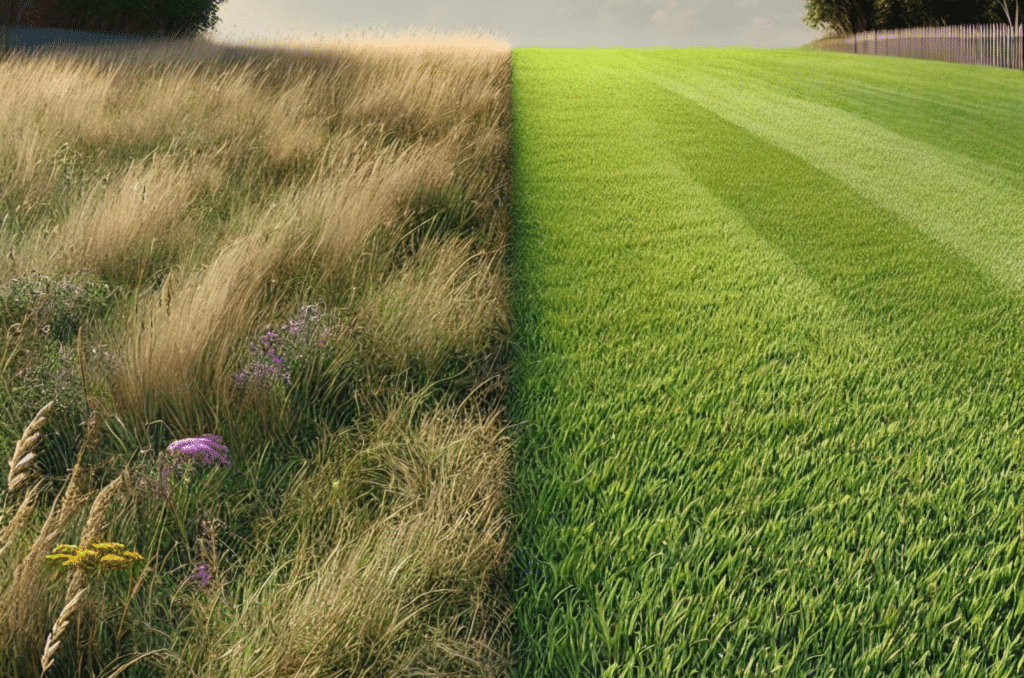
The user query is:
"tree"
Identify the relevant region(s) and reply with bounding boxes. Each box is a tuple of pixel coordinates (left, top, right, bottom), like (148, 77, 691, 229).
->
(805, 0, 1017, 34)
(2, 0, 224, 56)
(50, 0, 225, 39)
(920, 0, 1008, 27)
(803, 0, 881, 36)
(992, 0, 1021, 27)
(872, 0, 958, 28)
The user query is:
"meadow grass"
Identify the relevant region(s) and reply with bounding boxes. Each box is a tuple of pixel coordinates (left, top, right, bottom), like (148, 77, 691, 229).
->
(0, 26, 519, 677)
(504, 47, 1024, 676)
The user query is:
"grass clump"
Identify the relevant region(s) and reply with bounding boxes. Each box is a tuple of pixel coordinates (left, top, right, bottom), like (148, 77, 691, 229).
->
(0, 270, 118, 343)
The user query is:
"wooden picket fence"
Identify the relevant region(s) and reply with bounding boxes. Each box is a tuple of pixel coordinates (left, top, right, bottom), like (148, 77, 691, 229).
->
(806, 23, 1024, 71)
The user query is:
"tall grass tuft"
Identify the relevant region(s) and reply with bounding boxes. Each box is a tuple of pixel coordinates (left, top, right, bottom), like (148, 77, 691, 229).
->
(0, 400, 53, 559)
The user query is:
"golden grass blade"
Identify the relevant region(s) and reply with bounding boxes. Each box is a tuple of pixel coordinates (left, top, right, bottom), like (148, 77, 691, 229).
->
(0, 479, 45, 558)
(39, 586, 88, 677)
(77, 470, 129, 553)
(0, 407, 106, 638)
(7, 400, 54, 495)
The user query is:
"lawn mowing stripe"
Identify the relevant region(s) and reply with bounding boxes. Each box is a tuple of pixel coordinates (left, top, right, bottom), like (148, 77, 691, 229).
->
(620, 49, 1024, 293)
(617, 57, 1024, 409)
(505, 47, 1024, 676)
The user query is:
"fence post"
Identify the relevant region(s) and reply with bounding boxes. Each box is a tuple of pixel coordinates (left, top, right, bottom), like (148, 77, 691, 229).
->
(985, 23, 990, 66)
(998, 23, 1003, 69)
(991, 23, 995, 67)
(1007, 22, 1012, 69)
(985, 23, 989, 66)
(984, 23, 988, 66)
(1008, 23, 1014, 69)
(999, 23, 1003, 68)
(1018, 22, 1023, 70)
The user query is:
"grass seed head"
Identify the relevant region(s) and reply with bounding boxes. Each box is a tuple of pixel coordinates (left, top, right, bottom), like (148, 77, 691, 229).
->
(7, 400, 54, 495)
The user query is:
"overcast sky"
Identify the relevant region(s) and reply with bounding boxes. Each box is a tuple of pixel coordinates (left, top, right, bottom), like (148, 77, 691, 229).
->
(203, 0, 827, 51)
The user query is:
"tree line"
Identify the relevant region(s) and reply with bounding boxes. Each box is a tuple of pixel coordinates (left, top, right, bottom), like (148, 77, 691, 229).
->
(804, 0, 1023, 36)
(2, 0, 225, 41)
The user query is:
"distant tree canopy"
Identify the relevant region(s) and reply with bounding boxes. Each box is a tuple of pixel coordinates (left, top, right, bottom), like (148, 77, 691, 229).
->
(56, 0, 225, 38)
(804, 0, 1017, 36)
(5, 0, 225, 39)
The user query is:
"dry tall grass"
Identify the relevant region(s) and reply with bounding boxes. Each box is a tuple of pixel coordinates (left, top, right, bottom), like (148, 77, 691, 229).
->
(0, 25, 519, 678)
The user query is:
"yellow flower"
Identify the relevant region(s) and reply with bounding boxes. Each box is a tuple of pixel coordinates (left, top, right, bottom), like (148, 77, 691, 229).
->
(99, 554, 128, 571)
(74, 549, 102, 570)
(52, 552, 87, 570)
(44, 543, 144, 575)
(44, 553, 75, 568)
(90, 542, 126, 553)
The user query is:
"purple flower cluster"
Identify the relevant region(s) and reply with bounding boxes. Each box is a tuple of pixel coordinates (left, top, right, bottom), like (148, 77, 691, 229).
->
(232, 304, 331, 397)
(188, 563, 213, 589)
(168, 434, 232, 468)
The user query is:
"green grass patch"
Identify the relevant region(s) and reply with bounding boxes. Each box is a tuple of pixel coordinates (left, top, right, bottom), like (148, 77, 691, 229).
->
(504, 47, 1024, 676)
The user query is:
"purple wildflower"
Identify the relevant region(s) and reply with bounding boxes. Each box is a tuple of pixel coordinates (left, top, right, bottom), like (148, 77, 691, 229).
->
(232, 304, 330, 395)
(167, 434, 231, 468)
(189, 563, 212, 588)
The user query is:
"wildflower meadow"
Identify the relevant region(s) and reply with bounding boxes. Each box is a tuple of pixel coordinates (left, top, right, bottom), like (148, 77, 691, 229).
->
(1, 26, 517, 677)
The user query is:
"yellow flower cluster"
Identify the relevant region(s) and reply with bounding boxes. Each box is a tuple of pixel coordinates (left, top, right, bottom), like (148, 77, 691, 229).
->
(45, 542, 144, 575)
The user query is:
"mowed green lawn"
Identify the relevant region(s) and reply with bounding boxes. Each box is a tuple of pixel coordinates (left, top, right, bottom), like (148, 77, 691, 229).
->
(502, 47, 1024, 677)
